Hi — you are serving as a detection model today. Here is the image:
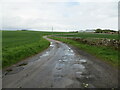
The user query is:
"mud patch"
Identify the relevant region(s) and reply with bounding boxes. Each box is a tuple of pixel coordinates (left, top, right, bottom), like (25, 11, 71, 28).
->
(18, 63, 27, 67)
(6, 69, 13, 72)
(6, 67, 24, 75)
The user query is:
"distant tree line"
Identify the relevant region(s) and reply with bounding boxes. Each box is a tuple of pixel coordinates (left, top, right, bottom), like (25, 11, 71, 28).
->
(95, 29, 118, 34)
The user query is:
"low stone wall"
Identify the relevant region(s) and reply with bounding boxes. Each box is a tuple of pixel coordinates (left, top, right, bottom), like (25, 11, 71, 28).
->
(51, 36, 119, 50)
(71, 38, 119, 50)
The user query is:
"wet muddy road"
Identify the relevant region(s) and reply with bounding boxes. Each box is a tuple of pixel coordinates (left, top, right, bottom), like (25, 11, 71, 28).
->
(2, 37, 118, 88)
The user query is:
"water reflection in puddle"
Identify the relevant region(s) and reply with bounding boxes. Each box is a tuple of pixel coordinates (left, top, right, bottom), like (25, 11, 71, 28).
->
(55, 63, 65, 70)
(50, 43, 54, 47)
(80, 59, 87, 64)
(73, 64, 85, 71)
(41, 52, 49, 57)
(65, 52, 74, 56)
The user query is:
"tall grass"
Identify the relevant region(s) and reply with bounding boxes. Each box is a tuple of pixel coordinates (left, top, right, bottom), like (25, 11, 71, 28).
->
(2, 31, 50, 68)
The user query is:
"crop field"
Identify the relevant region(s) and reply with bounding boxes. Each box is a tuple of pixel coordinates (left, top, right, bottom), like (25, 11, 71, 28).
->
(2, 31, 49, 68)
(49, 37, 118, 67)
(55, 33, 118, 40)
(2, 31, 74, 68)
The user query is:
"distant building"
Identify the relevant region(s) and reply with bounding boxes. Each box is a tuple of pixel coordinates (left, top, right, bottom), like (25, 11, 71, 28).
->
(85, 29, 95, 33)
(78, 30, 84, 32)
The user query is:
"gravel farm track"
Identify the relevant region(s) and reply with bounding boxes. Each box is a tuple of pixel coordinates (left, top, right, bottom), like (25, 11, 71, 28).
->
(2, 36, 118, 88)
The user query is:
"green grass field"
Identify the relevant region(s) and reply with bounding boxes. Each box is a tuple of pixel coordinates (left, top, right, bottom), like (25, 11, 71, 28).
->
(2, 31, 118, 68)
(55, 33, 118, 40)
(2, 31, 49, 67)
(2, 31, 50, 68)
(2, 31, 74, 68)
(49, 37, 118, 67)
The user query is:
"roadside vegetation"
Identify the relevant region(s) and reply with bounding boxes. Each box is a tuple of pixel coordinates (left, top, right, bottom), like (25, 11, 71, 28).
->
(55, 32, 118, 40)
(49, 36, 118, 67)
(2, 31, 74, 68)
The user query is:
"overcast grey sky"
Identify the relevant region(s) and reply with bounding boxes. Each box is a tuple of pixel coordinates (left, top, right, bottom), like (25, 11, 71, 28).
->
(1, 0, 119, 31)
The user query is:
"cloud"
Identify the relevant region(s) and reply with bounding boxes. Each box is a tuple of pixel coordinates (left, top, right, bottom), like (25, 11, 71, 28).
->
(1, 0, 118, 31)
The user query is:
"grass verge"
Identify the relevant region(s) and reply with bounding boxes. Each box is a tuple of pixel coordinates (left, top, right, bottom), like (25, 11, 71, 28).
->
(55, 32, 118, 40)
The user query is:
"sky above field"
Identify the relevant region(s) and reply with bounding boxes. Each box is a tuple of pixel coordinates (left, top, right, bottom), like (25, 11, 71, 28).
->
(1, 0, 119, 31)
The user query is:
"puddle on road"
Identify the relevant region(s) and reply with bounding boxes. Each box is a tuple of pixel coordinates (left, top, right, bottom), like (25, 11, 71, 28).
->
(68, 47, 71, 50)
(62, 59, 68, 62)
(52, 44, 93, 88)
(73, 59, 87, 64)
(80, 59, 87, 64)
(55, 63, 65, 70)
(50, 44, 54, 47)
(59, 59, 68, 63)
(74, 60, 81, 64)
(54, 70, 64, 78)
(50, 42, 54, 47)
(75, 72, 85, 79)
(73, 64, 85, 72)
(41, 51, 49, 57)
(75, 70, 95, 85)
(70, 50, 73, 53)
(76, 71, 83, 76)
(40, 42, 54, 58)
(75, 71, 90, 78)
(65, 51, 74, 56)
(58, 59, 62, 62)
(63, 46, 75, 56)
